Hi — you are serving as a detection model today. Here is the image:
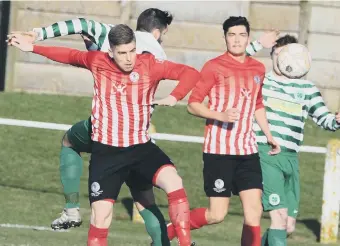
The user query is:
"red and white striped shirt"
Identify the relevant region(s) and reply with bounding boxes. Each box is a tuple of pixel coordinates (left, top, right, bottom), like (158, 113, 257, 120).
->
(33, 46, 200, 147)
(189, 52, 265, 155)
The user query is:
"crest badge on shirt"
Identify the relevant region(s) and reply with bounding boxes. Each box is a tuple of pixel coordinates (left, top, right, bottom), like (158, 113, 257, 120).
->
(129, 71, 139, 83)
(254, 75, 261, 84)
(294, 90, 305, 103)
(241, 88, 251, 99)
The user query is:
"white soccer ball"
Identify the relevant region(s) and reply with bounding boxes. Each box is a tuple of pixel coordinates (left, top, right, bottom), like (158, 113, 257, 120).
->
(277, 43, 312, 79)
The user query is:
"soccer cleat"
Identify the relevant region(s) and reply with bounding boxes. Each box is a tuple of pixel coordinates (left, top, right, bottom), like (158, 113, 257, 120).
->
(51, 208, 82, 230)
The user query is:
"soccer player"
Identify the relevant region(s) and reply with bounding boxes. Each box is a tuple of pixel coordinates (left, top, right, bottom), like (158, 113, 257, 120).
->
(166, 16, 281, 246)
(10, 24, 200, 246)
(248, 35, 340, 246)
(9, 10, 278, 243)
(8, 8, 173, 239)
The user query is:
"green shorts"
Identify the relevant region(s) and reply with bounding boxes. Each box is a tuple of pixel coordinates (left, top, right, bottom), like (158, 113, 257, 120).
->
(66, 117, 92, 153)
(259, 145, 300, 218)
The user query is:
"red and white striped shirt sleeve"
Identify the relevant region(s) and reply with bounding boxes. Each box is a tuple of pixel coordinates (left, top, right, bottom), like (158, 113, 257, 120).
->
(188, 61, 217, 104)
(33, 45, 94, 69)
(255, 82, 264, 110)
(149, 56, 200, 101)
(255, 68, 265, 110)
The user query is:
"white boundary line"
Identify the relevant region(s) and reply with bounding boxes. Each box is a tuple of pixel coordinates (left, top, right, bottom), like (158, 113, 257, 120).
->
(0, 223, 69, 232)
(0, 117, 327, 154)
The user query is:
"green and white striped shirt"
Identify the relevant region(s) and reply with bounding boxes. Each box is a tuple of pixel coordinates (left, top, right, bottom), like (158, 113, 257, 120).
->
(33, 18, 167, 59)
(254, 71, 340, 153)
(33, 17, 261, 60)
(245, 40, 263, 56)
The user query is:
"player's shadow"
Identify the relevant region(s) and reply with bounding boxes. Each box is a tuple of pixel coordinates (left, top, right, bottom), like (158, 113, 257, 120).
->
(121, 197, 134, 220)
(298, 219, 321, 242)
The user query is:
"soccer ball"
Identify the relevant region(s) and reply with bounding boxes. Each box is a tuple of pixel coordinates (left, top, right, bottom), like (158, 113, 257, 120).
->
(277, 43, 312, 79)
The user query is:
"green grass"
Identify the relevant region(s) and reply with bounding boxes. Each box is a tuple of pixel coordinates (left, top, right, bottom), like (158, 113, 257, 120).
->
(0, 91, 340, 246)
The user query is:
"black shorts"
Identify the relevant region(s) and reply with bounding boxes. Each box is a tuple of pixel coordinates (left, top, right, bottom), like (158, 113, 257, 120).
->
(88, 140, 174, 204)
(203, 153, 262, 197)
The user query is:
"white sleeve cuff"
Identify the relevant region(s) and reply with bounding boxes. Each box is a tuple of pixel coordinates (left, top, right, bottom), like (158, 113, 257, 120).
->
(32, 28, 44, 42)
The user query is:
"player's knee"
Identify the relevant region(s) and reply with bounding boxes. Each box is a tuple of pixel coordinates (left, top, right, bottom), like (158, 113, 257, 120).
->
(269, 209, 288, 229)
(91, 213, 112, 228)
(91, 201, 113, 228)
(165, 174, 183, 193)
(154, 166, 183, 193)
(206, 207, 228, 224)
(243, 202, 263, 226)
(62, 132, 73, 148)
(172, 174, 183, 187)
(208, 209, 227, 224)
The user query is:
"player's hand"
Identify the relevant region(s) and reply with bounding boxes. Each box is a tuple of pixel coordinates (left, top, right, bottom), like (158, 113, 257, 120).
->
(267, 137, 281, 155)
(80, 34, 98, 51)
(7, 36, 34, 52)
(258, 29, 280, 49)
(153, 95, 178, 107)
(336, 112, 340, 124)
(7, 31, 38, 44)
(216, 108, 240, 123)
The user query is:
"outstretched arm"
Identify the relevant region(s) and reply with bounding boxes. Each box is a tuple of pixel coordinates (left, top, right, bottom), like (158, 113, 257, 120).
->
(9, 36, 92, 69)
(246, 29, 280, 56)
(8, 18, 112, 51)
(151, 57, 201, 106)
(308, 86, 340, 131)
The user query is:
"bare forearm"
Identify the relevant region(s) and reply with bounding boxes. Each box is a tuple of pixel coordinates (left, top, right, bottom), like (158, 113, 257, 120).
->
(187, 102, 219, 120)
(255, 108, 272, 139)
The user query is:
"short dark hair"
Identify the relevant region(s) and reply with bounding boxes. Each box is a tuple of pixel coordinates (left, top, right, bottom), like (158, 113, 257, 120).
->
(136, 8, 173, 32)
(270, 34, 298, 56)
(108, 24, 135, 47)
(223, 16, 250, 35)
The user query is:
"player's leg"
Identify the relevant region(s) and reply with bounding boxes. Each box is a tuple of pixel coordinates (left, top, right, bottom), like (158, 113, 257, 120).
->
(285, 158, 300, 236)
(136, 141, 191, 246)
(259, 149, 288, 246)
(167, 153, 234, 241)
(52, 118, 92, 230)
(87, 141, 129, 246)
(235, 154, 263, 246)
(200, 153, 234, 225)
(126, 172, 169, 246)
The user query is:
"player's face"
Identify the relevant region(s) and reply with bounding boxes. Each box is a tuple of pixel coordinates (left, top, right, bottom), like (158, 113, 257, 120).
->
(272, 46, 284, 75)
(110, 41, 137, 72)
(225, 25, 249, 56)
(151, 27, 168, 44)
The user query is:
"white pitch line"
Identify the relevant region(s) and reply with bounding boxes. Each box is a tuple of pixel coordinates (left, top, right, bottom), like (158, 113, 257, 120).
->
(0, 223, 69, 232)
(0, 117, 327, 153)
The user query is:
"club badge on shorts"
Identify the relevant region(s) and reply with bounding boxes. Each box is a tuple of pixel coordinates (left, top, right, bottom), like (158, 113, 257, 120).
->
(129, 71, 139, 83)
(213, 179, 226, 193)
(269, 193, 280, 206)
(90, 182, 103, 197)
(254, 75, 261, 84)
